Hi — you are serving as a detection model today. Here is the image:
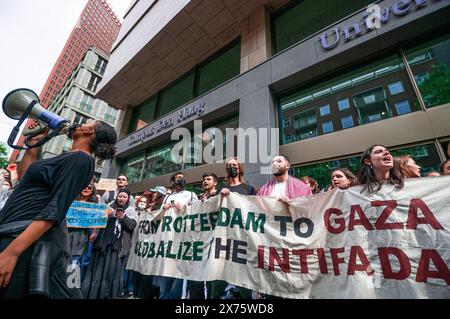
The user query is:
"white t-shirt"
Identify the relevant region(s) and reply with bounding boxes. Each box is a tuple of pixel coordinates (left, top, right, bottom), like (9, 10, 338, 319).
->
(164, 190, 199, 206)
(270, 181, 286, 198)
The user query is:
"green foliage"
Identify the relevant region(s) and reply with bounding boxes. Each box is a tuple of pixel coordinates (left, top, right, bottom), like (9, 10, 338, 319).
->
(0, 143, 9, 169)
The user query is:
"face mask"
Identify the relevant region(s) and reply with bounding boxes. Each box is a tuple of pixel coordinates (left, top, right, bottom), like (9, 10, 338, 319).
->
(66, 123, 81, 139)
(2, 185, 10, 190)
(175, 178, 186, 189)
(138, 203, 146, 210)
(227, 166, 238, 178)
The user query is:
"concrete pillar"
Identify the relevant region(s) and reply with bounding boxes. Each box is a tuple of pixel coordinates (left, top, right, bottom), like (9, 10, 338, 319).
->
(240, 6, 272, 73)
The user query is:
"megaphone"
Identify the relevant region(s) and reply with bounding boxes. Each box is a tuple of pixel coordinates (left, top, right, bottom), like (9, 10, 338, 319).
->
(2, 88, 75, 149)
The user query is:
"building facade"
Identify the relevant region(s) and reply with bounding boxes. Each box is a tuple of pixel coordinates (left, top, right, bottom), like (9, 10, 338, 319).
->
(95, 0, 450, 193)
(43, 47, 123, 178)
(10, 0, 121, 162)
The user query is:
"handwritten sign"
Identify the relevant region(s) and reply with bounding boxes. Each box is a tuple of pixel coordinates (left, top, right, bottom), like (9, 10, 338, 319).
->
(66, 201, 109, 228)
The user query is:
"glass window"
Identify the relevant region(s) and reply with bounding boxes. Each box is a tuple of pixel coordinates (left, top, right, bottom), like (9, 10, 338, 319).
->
(79, 94, 93, 114)
(353, 87, 391, 124)
(291, 156, 360, 190)
(388, 81, 405, 95)
(104, 106, 118, 124)
(158, 72, 195, 118)
(143, 143, 181, 180)
(319, 104, 331, 116)
(338, 98, 350, 111)
(121, 152, 145, 183)
(87, 74, 101, 92)
(322, 121, 333, 133)
(395, 100, 411, 115)
(440, 140, 450, 160)
(272, 0, 375, 53)
(95, 57, 107, 74)
(341, 115, 354, 129)
(293, 109, 317, 141)
(405, 34, 450, 108)
(196, 41, 240, 96)
(283, 118, 291, 128)
(73, 113, 88, 125)
(128, 95, 158, 133)
(279, 53, 420, 145)
(285, 134, 293, 143)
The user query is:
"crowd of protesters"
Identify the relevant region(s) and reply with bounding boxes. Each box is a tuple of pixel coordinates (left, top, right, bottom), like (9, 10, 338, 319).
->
(72, 145, 449, 299)
(1, 140, 449, 299)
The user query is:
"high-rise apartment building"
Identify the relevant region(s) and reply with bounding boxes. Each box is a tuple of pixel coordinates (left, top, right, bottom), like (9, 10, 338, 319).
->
(40, 0, 121, 108)
(10, 0, 121, 161)
(43, 47, 123, 179)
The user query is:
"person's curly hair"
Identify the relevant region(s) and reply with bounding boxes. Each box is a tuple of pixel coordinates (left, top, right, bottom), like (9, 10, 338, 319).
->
(91, 121, 117, 160)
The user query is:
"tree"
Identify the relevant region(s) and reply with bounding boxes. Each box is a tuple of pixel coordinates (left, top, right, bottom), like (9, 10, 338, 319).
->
(0, 142, 9, 169)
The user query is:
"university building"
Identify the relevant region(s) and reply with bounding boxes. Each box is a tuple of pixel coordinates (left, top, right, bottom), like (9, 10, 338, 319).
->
(95, 0, 450, 193)
(43, 47, 123, 179)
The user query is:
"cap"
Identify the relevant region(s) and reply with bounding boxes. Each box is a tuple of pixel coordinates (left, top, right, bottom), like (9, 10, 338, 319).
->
(149, 186, 167, 195)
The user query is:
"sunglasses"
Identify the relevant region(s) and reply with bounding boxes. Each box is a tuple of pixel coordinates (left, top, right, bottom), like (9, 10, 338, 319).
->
(86, 185, 94, 190)
(117, 178, 127, 181)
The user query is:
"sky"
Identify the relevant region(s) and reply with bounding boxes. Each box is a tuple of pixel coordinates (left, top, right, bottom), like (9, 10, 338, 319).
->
(0, 0, 130, 155)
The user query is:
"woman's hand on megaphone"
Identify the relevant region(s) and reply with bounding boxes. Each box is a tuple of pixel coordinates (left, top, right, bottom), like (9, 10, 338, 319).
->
(27, 120, 49, 143)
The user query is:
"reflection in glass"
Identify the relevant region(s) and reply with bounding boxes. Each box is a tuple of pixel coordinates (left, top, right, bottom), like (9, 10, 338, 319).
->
(406, 34, 450, 108)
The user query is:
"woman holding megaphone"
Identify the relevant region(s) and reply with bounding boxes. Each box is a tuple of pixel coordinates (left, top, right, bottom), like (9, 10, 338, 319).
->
(0, 119, 117, 299)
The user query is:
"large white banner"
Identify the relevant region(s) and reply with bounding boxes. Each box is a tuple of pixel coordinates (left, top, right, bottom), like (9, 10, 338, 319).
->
(127, 176, 450, 298)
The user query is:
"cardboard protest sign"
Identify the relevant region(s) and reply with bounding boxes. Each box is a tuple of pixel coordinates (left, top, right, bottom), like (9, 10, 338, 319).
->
(94, 178, 117, 192)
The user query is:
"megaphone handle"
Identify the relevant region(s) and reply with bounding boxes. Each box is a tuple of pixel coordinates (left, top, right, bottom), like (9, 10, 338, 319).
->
(6, 100, 38, 150)
(24, 129, 60, 149)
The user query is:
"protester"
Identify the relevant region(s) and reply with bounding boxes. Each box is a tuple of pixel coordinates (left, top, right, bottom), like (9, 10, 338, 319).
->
(257, 155, 311, 202)
(199, 172, 219, 201)
(100, 174, 136, 297)
(102, 174, 135, 207)
(358, 144, 404, 194)
(135, 195, 149, 216)
(300, 176, 320, 194)
(331, 168, 359, 189)
(187, 173, 220, 299)
(0, 120, 117, 298)
(82, 189, 137, 299)
(220, 158, 257, 196)
(394, 155, 421, 178)
(0, 171, 14, 211)
(440, 159, 450, 176)
(131, 195, 160, 299)
(212, 158, 258, 299)
(155, 172, 198, 299)
(68, 183, 99, 276)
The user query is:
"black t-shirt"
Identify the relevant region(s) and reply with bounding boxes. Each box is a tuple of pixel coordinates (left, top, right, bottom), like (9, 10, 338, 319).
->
(227, 183, 257, 195)
(0, 151, 94, 226)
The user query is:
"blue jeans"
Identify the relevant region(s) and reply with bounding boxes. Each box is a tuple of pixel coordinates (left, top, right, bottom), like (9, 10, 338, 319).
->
(123, 269, 133, 294)
(153, 276, 183, 299)
(80, 241, 93, 284)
